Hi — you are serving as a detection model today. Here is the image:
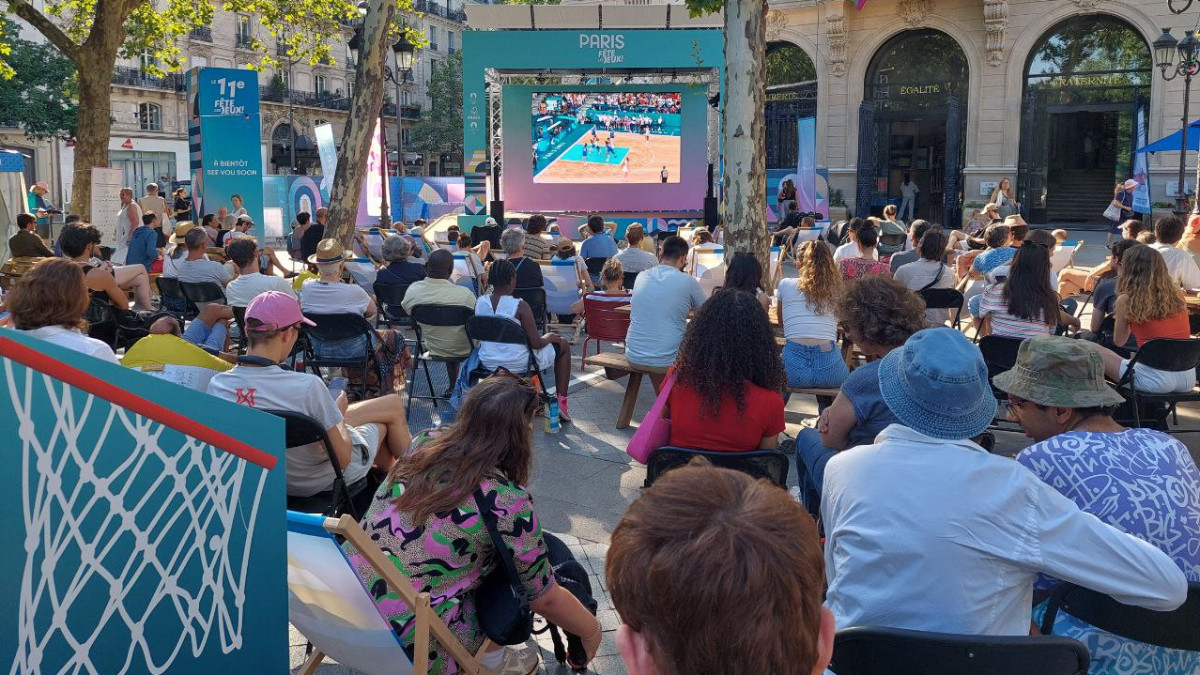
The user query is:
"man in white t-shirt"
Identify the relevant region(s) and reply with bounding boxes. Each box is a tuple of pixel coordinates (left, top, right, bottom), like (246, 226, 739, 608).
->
(225, 238, 296, 308)
(206, 291, 409, 505)
(300, 238, 376, 317)
(626, 235, 707, 375)
(1150, 215, 1200, 289)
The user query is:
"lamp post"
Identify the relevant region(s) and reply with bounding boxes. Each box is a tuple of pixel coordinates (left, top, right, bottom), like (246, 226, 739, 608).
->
(1154, 28, 1200, 213)
(385, 37, 415, 228)
(349, 30, 415, 229)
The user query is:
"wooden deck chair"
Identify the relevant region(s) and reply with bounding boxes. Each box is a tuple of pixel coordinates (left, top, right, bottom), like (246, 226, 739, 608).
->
(361, 229, 387, 263)
(676, 225, 697, 242)
(543, 258, 584, 341)
(345, 258, 380, 289)
(1050, 241, 1081, 275)
(767, 246, 783, 291)
(287, 511, 490, 675)
(691, 247, 726, 297)
(789, 227, 826, 244)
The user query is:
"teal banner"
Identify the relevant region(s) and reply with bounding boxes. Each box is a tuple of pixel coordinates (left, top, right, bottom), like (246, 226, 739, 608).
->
(188, 67, 265, 240)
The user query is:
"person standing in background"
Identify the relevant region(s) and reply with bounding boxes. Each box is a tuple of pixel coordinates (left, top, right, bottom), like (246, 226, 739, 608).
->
(138, 183, 168, 230)
(899, 173, 920, 222)
(27, 181, 58, 232)
(113, 187, 142, 265)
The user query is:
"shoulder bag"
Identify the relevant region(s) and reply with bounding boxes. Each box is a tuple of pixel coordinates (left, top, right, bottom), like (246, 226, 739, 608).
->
(472, 487, 535, 645)
(625, 373, 675, 464)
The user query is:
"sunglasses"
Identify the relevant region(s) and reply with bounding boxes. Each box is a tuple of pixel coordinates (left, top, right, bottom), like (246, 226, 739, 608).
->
(1007, 395, 1046, 410)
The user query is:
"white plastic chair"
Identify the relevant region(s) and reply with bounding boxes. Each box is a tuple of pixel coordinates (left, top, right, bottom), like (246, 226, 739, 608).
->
(691, 247, 726, 297)
(287, 511, 489, 675)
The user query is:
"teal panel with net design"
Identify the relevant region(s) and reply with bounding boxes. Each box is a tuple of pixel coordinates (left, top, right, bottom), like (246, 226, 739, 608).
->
(0, 330, 288, 674)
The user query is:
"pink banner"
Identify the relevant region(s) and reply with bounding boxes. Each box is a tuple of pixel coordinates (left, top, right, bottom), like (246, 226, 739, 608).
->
(356, 120, 391, 227)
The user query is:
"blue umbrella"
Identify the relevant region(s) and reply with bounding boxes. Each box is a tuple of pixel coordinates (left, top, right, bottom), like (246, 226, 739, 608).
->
(1136, 119, 1200, 153)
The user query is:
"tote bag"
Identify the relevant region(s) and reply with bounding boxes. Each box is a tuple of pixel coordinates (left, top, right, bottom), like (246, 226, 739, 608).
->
(626, 373, 675, 464)
(1102, 201, 1123, 222)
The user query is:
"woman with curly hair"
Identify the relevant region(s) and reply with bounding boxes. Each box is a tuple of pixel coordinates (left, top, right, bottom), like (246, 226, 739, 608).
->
(794, 276, 927, 516)
(1093, 245, 1196, 393)
(776, 241, 848, 389)
(666, 290, 786, 452)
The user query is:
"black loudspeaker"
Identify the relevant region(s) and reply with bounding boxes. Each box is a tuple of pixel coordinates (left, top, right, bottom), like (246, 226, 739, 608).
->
(489, 200, 505, 225)
(703, 197, 719, 229)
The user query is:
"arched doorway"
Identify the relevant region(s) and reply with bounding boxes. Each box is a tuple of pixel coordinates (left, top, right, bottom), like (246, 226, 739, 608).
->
(766, 43, 817, 171)
(859, 29, 969, 223)
(1019, 15, 1151, 224)
(271, 123, 298, 173)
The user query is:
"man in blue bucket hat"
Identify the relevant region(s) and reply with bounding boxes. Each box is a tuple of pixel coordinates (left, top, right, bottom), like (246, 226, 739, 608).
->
(821, 328, 1186, 637)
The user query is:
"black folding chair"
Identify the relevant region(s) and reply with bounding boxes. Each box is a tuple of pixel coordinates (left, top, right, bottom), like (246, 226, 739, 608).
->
(301, 312, 378, 400)
(84, 296, 133, 351)
(407, 304, 475, 416)
(263, 409, 362, 520)
(513, 286, 548, 332)
(584, 257, 607, 282)
(465, 315, 544, 391)
(373, 281, 412, 330)
(622, 271, 640, 292)
(155, 276, 196, 320)
(918, 287, 965, 330)
(829, 626, 1089, 675)
(1115, 337, 1200, 431)
(643, 447, 790, 488)
(178, 280, 227, 308)
(978, 335, 1023, 434)
(1040, 581, 1200, 653)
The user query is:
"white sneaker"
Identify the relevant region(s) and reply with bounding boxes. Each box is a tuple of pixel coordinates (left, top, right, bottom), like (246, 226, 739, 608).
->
(482, 644, 540, 675)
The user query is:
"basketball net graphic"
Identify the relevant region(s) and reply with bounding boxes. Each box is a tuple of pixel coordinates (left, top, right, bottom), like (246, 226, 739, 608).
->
(5, 358, 271, 675)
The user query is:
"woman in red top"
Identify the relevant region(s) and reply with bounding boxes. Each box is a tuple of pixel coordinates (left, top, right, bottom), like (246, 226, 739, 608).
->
(839, 225, 892, 280)
(665, 290, 786, 452)
(1096, 245, 1196, 393)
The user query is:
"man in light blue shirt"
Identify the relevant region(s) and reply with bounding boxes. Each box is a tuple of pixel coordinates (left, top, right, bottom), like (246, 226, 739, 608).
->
(625, 236, 707, 372)
(579, 214, 618, 259)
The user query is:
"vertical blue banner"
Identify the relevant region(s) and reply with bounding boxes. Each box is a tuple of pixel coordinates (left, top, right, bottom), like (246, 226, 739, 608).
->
(1133, 103, 1151, 214)
(188, 67, 265, 240)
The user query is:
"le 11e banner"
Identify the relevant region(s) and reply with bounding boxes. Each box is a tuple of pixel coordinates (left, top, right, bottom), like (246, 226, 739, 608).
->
(188, 67, 265, 239)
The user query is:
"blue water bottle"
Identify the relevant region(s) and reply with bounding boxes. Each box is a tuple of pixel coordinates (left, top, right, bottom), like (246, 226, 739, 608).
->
(545, 397, 561, 434)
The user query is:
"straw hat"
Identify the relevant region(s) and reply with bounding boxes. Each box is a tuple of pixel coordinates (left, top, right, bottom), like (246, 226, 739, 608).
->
(171, 221, 196, 245)
(308, 238, 353, 265)
(1003, 214, 1028, 228)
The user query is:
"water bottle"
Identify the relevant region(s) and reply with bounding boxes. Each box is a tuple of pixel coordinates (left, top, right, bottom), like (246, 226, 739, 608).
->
(544, 397, 561, 434)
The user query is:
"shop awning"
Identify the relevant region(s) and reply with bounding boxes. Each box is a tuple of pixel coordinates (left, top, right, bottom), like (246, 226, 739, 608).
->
(1136, 119, 1200, 154)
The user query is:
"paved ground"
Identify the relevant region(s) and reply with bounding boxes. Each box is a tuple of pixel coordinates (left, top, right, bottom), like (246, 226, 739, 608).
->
(289, 227, 1200, 674)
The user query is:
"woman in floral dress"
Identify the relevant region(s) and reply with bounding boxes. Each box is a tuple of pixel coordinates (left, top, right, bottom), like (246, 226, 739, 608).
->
(838, 225, 892, 280)
(343, 377, 602, 675)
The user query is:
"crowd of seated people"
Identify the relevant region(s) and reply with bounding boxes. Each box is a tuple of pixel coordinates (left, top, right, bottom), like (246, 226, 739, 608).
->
(9, 203, 1200, 675)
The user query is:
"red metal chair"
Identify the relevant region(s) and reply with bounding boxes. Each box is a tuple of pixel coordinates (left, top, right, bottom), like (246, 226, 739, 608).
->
(580, 295, 631, 369)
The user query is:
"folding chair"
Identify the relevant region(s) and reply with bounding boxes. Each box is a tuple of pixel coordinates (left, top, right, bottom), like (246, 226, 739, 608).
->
(1050, 241, 1082, 275)
(622, 271, 640, 292)
(829, 626, 1089, 675)
(979, 335, 1024, 434)
(84, 296, 138, 351)
(266, 409, 361, 520)
(580, 296, 632, 369)
(451, 251, 482, 294)
(691, 247, 726, 297)
(155, 276, 195, 320)
(1039, 581, 1200, 653)
(302, 313, 379, 400)
(1114, 337, 1200, 431)
(543, 259, 584, 340)
(918, 288, 965, 330)
(584, 256, 607, 282)
(676, 225, 698, 242)
(465, 315, 543, 390)
(178, 280, 228, 310)
(232, 305, 248, 353)
(512, 286, 548, 333)
(286, 512, 489, 675)
(374, 281, 413, 330)
(643, 447, 789, 488)
(406, 304, 475, 415)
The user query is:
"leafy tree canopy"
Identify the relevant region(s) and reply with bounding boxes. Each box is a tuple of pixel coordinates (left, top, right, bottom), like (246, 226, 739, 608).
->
(0, 16, 76, 139)
(409, 50, 461, 157)
(767, 44, 815, 87)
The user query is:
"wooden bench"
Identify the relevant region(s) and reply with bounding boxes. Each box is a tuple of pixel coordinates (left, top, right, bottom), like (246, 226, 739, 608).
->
(586, 351, 670, 429)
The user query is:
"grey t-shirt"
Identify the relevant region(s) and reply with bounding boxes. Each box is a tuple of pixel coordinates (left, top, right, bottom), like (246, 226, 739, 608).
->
(888, 248, 920, 273)
(614, 246, 659, 274)
(625, 265, 708, 368)
(176, 257, 232, 287)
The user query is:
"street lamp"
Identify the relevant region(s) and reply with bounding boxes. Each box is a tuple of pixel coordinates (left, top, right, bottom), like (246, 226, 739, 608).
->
(1154, 28, 1200, 213)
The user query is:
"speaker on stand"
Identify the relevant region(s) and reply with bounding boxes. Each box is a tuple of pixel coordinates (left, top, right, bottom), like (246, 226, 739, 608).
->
(489, 169, 504, 225)
(704, 163, 719, 230)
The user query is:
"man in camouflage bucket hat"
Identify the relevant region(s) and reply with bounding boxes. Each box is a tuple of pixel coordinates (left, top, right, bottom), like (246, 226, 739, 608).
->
(997, 334, 1200, 674)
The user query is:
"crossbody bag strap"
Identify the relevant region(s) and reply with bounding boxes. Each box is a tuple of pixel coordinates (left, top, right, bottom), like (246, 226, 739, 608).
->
(473, 487, 528, 603)
(918, 263, 945, 292)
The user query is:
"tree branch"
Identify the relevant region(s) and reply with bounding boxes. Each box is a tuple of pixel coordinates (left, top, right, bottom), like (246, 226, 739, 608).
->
(5, 0, 81, 63)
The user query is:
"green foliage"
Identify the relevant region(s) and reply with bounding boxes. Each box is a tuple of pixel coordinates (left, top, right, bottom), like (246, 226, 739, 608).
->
(0, 17, 76, 139)
(408, 50, 461, 157)
(684, 0, 722, 19)
(767, 45, 815, 87)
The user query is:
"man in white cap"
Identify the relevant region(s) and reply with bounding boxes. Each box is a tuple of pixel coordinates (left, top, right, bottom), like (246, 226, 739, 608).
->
(26, 181, 58, 231)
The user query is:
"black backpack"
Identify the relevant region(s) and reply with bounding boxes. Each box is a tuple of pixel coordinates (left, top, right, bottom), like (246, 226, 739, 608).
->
(537, 533, 598, 672)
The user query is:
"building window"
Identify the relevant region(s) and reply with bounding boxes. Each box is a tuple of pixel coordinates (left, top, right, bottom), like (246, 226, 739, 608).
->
(448, 31, 456, 53)
(237, 16, 253, 48)
(139, 50, 157, 72)
(191, 55, 208, 69)
(315, 75, 327, 96)
(314, 118, 330, 128)
(281, 68, 290, 89)
(402, 90, 410, 105)
(139, 103, 162, 131)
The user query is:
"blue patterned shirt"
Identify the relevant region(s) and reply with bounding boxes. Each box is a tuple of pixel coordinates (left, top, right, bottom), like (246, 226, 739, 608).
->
(1019, 428, 1200, 674)
(972, 246, 1018, 276)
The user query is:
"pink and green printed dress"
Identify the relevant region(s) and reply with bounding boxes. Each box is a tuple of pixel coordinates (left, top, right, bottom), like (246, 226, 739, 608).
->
(342, 476, 554, 674)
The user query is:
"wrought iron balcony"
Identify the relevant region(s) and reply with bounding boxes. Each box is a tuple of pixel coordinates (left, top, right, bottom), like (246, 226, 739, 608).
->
(112, 66, 186, 92)
(189, 27, 212, 42)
